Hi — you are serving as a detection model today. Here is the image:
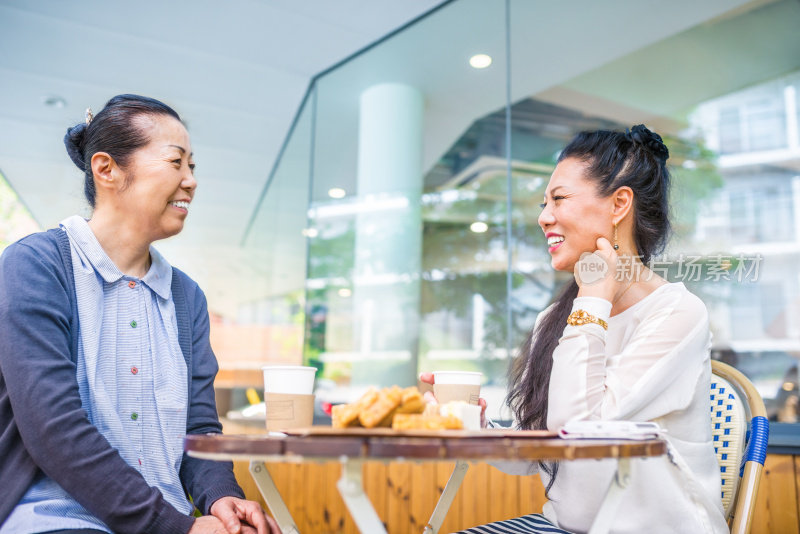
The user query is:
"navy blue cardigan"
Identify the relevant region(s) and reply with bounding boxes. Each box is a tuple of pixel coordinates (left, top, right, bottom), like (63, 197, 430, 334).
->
(0, 229, 243, 533)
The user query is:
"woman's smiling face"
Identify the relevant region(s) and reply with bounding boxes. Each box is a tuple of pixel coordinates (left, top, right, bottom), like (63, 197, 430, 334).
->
(537, 157, 615, 272)
(114, 115, 197, 241)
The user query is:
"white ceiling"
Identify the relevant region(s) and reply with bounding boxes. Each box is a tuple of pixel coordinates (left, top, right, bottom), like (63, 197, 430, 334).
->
(0, 2, 442, 236)
(2, 0, 792, 318)
(0, 0, 442, 312)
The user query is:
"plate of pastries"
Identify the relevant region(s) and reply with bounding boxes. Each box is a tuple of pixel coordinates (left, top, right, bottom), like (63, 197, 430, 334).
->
(283, 385, 556, 437)
(332, 385, 468, 431)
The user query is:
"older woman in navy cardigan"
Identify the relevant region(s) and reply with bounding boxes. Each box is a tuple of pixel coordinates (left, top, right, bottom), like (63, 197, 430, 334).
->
(0, 95, 279, 534)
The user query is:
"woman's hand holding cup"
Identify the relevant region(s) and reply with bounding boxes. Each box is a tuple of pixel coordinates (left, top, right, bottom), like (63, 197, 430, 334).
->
(419, 372, 488, 429)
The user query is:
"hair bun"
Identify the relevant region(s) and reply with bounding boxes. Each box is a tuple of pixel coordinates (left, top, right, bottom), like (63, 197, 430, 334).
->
(627, 124, 669, 162)
(64, 123, 88, 171)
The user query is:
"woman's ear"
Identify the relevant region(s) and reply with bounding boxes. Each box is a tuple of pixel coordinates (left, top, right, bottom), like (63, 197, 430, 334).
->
(90, 152, 121, 196)
(612, 186, 634, 224)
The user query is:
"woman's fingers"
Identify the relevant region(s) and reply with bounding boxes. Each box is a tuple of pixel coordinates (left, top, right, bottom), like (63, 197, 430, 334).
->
(423, 391, 438, 405)
(265, 514, 282, 533)
(595, 236, 614, 252)
(419, 372, 435, 385)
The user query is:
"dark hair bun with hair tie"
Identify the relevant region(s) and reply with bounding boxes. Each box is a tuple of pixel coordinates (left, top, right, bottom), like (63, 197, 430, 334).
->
(627, 124, 669, 162)
(64, 123, 88, 171)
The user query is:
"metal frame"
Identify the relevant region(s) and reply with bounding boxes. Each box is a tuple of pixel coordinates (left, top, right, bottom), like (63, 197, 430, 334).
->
(246, 456, 637, 534)
(249, 460, 300, 534)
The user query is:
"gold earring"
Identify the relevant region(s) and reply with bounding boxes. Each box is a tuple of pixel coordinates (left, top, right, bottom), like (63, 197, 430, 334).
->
(613, 223, 619, 250)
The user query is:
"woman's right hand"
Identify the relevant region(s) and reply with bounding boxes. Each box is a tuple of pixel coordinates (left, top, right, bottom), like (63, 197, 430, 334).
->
(188, 516, 233, 534)
(188, 516, 270, 534)
(418, 372, 437, 404)
(418, 372, 489, 428)
(573, 237, 621, 302)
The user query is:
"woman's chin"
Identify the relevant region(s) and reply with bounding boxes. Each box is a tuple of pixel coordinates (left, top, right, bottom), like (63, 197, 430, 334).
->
(154, 223, 185, 241)
(550, 255, 575, 273)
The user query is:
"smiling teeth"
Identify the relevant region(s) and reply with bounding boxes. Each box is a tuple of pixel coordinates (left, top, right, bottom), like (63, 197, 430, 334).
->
(170, 201, 189, 210)
(547, 236, 564, 246)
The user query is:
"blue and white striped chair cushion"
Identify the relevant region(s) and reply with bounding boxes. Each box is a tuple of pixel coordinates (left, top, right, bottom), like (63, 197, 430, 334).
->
(710, 375, 747, 518)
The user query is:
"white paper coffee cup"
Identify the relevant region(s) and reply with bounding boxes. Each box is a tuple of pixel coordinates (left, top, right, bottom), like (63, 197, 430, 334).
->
(432, 371, 482, 405)
(262, 366, 317, 430)
(264, 393, 315, 431)
(262, 365, 317, 394)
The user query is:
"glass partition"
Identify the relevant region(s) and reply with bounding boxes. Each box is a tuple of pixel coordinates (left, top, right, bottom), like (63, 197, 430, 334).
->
(233, 0, 800, 428)
(508, 0, 800, 425)
(306, 0, 508, 413)
(215, 98, 314, 412)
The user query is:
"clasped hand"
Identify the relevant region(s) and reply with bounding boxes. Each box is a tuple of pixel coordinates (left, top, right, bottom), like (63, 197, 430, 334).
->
(188, 496, 281, 534)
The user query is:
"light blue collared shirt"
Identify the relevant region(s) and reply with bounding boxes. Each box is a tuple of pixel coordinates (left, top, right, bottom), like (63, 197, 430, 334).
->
(1, 216, 191, 533)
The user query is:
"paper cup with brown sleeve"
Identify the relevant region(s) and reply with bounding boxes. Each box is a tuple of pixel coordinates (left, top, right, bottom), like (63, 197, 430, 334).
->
(261, 365, 317, 431)
(432, 371, 482, 405)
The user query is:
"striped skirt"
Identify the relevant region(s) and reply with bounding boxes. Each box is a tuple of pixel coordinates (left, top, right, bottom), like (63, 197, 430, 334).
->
(456, 513, 573, 533)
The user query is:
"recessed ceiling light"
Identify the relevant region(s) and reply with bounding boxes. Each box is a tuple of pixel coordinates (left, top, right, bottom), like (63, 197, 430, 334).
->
(470, 221, 489, 233)
(42, 95, 67, 108)
(301, 228, 318, 238)
(338, 288, 352, 298)
(328, 187, 346, 199)
(469, 54, 492, 69)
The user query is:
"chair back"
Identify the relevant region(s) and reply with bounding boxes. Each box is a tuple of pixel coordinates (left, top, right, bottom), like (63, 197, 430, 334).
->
(710, 360, 769, 534)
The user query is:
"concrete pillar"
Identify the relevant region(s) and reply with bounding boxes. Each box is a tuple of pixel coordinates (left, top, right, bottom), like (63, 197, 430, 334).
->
(352, 83, 424, 386)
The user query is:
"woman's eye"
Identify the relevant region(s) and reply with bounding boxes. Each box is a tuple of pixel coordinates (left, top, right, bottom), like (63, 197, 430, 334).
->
(189, 163, 196, 172)
(540, 196, 565, 208)
(172, 159, 182, 166)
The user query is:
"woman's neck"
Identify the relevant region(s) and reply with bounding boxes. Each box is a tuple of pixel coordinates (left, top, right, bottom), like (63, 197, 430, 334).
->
(87, 210, 152, 278)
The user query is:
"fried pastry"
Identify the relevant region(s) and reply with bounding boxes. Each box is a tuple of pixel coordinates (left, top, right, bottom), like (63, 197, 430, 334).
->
(358, 385, 402, 428)
(391, 413, 463, 431)
(377, 386, 426, 427)
(331, 385, 432, 429)
(332, 387, 379, 428)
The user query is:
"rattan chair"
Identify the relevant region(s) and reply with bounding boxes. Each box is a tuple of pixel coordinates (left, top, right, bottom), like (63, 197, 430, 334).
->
(710, 360, 769, 534)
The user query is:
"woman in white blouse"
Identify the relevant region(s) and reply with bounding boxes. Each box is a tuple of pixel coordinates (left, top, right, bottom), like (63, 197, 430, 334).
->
(434, 125, 729, 533)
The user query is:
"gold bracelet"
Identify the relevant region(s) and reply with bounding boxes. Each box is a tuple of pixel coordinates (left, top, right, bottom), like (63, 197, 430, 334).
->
(567, 309, 608, 330)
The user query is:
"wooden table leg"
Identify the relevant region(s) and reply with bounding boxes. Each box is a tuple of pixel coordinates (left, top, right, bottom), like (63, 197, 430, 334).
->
(336, 458, 388, 534)
(249, 460, 300, 534)
(424, 460, 469, 534)
(587, 457, 632, 534)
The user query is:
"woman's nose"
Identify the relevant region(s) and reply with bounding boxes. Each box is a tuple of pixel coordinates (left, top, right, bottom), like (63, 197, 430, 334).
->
(182, 170, 197, 192)
(538, 204, 554, 228)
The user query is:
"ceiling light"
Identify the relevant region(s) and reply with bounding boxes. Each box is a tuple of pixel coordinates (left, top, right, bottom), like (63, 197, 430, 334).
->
(470, 221, 488, 233)
(469, 54, 492, 69)
(328, 187, 346, 199)
(42, 95, 67, 108)
(338, 288, 352, 298)
(301, 228, 318, 238)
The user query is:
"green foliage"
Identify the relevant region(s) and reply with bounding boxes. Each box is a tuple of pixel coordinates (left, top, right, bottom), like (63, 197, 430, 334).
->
(664, 135, 723, 239)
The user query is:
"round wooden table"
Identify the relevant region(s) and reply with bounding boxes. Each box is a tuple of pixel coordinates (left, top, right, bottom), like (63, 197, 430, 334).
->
(185, 429, 667, 534)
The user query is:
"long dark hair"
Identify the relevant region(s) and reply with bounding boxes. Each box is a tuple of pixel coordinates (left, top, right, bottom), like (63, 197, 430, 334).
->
(506, 125, 672, 491)
(63, 94, 181, 207)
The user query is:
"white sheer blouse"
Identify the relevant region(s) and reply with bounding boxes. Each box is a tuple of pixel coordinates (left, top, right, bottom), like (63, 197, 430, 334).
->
(499, 283, 728, 534)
